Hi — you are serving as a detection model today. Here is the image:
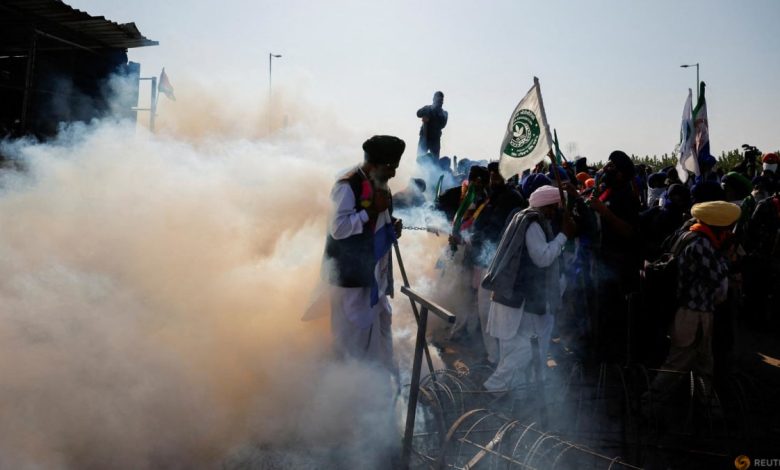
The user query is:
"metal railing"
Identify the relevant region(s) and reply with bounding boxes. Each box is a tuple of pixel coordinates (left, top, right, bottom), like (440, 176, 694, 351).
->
(399, 285, 455, 469)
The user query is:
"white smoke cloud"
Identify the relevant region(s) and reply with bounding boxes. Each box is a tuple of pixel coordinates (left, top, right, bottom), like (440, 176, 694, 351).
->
(0, 66, 466, 468)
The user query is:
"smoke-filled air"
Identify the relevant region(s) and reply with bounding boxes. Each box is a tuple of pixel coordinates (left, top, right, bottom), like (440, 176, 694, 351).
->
(0, 77, 445, 470)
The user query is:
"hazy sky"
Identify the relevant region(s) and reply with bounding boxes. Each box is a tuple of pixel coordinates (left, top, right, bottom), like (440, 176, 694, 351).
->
(70, 0, 779, 162)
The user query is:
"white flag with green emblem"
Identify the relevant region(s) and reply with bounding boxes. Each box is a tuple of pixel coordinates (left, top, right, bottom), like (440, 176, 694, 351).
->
(499, 77, 553, 179)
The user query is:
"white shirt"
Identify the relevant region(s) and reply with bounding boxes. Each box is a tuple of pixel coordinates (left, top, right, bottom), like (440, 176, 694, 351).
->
(328, 175, 393, 329)
(525, 222, 567, 268)
(329, 182, 369, 240)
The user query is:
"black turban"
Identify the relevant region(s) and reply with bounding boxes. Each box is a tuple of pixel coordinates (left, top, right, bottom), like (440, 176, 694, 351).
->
(363, 135, 405, 165)
(574, 157, 588, 174)
(468, 165, 489, 182)
(608, 150, 635, 178)
(691, 181, 726, 204)
(648, 172, 667, 188)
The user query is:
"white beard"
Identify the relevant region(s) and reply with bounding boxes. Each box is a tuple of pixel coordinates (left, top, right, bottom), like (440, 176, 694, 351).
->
(368, 170, 389, 191)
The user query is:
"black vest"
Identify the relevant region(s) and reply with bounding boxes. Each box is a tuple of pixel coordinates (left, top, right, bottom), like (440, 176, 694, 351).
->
(323, 169, 393, 291)
(491, 213, 554, 314)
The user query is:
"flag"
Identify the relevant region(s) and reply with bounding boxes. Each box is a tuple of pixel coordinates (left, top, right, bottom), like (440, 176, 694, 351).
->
(433, 174, 444, 201)
(370, 212, 396, 308)
(553, 128, 563, 166)
(692, 82, 712, 173)
(452, 183, 476, 234)
(675, 88, 697, 183)
(499, 77, 553, 179)
(159, 68, 175, 101)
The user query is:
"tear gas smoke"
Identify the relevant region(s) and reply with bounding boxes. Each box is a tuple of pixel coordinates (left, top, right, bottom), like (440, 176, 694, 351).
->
(0, 76, 451, 469)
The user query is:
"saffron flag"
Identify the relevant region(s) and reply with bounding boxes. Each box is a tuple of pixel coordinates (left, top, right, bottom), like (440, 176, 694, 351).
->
(692, 82, 711, 173)
(499, 77, 553, 179)
(159, 68, 175, 101)
(675, 88, 698, 183)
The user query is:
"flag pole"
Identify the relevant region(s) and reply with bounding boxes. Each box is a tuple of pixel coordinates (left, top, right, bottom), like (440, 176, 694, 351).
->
(534, 77, 567, 208)
(548, 150, 567, 210)
(150, 76, 158, 133)
(534, 77, 554, 153)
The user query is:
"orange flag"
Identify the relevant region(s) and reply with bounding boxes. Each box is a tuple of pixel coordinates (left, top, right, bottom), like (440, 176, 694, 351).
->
(159, 68, 175, 101)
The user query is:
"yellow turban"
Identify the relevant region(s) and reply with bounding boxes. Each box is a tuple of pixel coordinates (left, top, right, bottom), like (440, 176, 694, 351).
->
(691, 201, 741, 227)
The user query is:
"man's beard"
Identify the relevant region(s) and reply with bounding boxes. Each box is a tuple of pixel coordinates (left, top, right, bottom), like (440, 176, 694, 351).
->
(368, 169, 389, 190)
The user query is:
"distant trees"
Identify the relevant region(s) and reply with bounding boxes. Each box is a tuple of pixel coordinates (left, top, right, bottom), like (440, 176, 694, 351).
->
(627, 149, 777, 173)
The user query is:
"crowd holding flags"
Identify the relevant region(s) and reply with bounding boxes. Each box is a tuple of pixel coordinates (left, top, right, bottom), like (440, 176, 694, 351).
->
(496, 77, 714, 185)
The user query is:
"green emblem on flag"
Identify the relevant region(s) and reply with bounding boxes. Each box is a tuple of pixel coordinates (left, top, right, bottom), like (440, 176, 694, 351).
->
(503, 109, 540, 158)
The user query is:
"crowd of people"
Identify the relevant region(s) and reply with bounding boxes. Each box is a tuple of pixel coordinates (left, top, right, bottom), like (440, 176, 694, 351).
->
(416, 146, 779, 405)
(319, 96, 779, 412)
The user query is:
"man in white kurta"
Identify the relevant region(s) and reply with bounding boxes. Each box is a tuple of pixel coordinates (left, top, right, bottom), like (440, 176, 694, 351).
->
(482, 185, 575, 394)
(323, 135, 405, 373)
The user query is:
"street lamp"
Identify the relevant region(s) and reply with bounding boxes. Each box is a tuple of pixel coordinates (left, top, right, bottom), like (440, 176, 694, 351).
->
(268, 53, 282, 133)
(680, 63, 700, 100)
(269, 53, 282, 101)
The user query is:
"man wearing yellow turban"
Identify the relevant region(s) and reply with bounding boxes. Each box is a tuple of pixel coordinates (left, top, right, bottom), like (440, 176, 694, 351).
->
(645, 200, 741, 407)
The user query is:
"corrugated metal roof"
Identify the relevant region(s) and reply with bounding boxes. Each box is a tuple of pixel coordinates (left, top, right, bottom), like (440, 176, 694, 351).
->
(0, 0, 158, 52)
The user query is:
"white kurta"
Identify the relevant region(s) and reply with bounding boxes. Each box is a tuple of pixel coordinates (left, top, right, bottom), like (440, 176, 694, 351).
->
(327, 174, 394, 371)
(484, 221, 566, 392)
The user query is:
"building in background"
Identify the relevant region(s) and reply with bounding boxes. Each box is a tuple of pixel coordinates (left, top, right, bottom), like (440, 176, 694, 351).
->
(0, 0, 157, 140)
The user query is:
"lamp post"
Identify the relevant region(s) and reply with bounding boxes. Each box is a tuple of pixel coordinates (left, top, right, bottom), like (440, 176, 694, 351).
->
(269, 53, 282, 100)
(268, 53, 282, 132)
(680, 63, 699, 100)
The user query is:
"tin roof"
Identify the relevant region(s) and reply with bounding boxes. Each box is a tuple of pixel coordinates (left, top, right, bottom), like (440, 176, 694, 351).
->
(0, 0, 158, 53)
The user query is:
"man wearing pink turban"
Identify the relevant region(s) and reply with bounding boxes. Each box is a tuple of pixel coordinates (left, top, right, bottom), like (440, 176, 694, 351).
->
(481, 185, 576, 396)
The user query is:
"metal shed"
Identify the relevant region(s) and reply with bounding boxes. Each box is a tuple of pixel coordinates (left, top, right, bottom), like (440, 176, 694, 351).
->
(0, 0, 158, 138)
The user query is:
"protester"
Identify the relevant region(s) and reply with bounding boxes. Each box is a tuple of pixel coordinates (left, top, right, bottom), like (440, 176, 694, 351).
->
(751, 175, 773, 203)
(322, 135, 405, 372)
(469, 162, 526, 364)
(639, 184, 692, 261)
(645, 201, 740, 404)
(393, 177, 427, 209)
(437, 165, 488, 223)
(481, 185, 576, 395)
(440, 165, 489, 341)
(744, 184, 780, 327)
(646, 172, 668, 208)
(416, 91, 448, 158)
(588, 151, 641, 362)
(762, 152, 778, 176)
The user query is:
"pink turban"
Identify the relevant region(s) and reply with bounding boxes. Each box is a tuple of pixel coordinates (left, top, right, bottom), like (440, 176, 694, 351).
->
(529, 185, 561, 208)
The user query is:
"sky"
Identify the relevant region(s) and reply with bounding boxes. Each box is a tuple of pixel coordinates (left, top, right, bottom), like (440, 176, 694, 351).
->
(69, 0, 780, 163)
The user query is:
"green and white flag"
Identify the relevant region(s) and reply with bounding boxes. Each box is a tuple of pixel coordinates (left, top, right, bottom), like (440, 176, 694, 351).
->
(499, 76, 553, 179)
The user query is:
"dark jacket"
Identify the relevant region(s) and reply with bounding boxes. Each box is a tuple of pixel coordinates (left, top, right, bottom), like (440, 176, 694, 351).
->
(417, 105, 448, 141)
(470, 185, 526, 267)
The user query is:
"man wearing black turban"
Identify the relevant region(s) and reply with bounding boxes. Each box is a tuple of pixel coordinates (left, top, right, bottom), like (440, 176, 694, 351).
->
(322, 135, 405, 372)
(588, 150, 641, 362)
